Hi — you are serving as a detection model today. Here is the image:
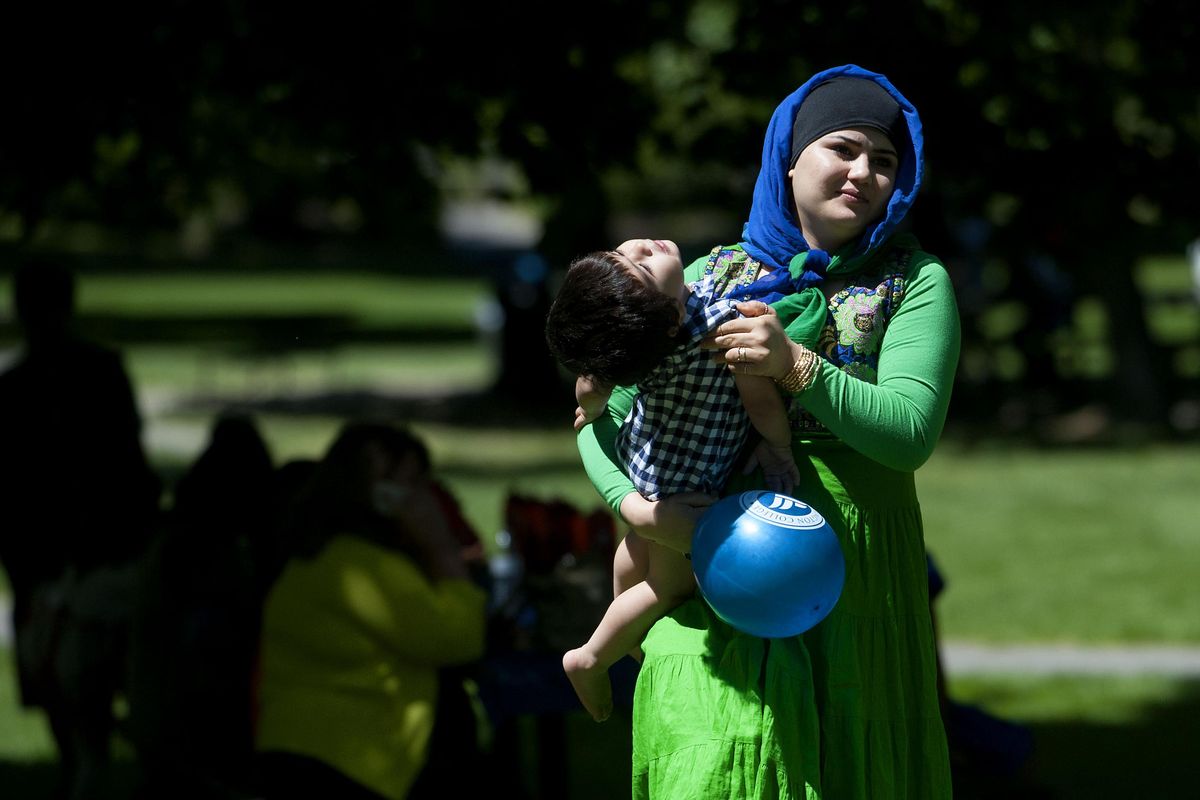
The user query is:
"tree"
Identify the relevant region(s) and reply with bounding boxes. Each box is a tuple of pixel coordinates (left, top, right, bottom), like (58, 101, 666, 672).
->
(3, 1, 1197, 421)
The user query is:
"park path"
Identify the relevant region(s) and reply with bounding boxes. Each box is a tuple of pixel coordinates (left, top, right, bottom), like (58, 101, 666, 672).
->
(2, 594, 1200, 677)
(940, 642, 1200, 677)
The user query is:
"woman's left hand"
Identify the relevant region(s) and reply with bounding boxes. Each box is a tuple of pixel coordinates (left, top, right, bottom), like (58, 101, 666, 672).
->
(700, 301, 801, 379)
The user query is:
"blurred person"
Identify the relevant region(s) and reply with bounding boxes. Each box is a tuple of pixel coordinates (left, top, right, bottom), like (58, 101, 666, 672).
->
(254, 422, 486, 800)
(257, 457, 320, 592)
(128, 414, 275, 798)
(0, 258, 161, 800)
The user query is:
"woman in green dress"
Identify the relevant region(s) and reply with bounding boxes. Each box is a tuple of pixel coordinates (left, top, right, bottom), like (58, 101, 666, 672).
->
(577, 65, 958, 798)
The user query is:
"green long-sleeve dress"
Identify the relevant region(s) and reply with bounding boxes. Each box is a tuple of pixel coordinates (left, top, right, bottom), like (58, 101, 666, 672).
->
(578, 239, 959, 799)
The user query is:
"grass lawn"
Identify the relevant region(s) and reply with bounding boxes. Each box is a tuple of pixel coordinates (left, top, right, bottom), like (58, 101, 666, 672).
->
(125, 340, 495, 398)
(0, 652, 53, 760)
(73, 271, 493, 332)
(920, 441, 1200, 644)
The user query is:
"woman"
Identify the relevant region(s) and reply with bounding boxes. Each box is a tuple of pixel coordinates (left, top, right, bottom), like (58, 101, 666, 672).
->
(576, 65, 958, 798)
(254, 423, 486, 800)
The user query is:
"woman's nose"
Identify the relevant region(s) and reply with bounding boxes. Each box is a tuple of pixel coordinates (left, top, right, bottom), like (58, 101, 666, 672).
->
(847, 154, 871, 181)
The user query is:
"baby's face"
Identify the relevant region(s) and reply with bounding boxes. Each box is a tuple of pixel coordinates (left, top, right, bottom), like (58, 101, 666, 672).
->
(611, 239, 688, 305)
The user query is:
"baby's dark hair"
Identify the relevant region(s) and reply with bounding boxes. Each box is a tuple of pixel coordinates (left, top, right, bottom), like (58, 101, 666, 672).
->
(545, 251, 685, 387)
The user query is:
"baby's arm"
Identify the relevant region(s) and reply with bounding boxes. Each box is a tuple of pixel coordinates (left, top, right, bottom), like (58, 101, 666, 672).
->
(734, 373, 800, 494)
(574, 375, 613, 432)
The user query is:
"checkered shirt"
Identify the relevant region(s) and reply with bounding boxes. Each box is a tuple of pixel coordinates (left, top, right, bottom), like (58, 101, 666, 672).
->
(616, 276, 748, 501)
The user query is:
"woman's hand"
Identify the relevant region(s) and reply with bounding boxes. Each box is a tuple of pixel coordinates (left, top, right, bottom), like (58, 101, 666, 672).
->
(373, 480, 468, 580)
(701, 301, 803, 380)
(619, 491, 716, 554)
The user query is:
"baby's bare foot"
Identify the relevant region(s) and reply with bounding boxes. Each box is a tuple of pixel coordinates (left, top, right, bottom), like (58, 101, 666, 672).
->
(563, 647, 613, 722)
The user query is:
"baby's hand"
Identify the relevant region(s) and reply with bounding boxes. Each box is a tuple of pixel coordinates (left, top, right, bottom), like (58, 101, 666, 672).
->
(574, 375, 611, 431)
(574, 403, 604, 431)
(754, 441, 800, 496)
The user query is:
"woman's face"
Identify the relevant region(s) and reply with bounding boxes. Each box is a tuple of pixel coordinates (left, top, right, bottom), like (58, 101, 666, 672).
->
(788, 127, 899, 252)
(612, 239, 688, 305)
(364, 441, 426, 489)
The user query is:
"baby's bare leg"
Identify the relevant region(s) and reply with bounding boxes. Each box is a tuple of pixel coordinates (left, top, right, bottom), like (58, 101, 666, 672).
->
(613, 529, 649, 597)
(564, 540, 695, 722)
(614, 530, 650, 663)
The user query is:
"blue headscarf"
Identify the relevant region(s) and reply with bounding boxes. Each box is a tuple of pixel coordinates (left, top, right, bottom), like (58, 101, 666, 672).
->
(735, 64, 925, 306)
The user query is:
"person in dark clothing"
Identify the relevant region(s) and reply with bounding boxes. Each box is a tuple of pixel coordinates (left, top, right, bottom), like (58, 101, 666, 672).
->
(0, 259, 160, 800)
(128, 414, 275, 799)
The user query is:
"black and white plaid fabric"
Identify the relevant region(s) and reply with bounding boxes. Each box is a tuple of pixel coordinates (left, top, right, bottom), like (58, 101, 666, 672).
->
(616, 276, 749, 501)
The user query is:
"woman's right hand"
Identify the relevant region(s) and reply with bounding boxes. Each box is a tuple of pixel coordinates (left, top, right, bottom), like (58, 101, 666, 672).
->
(701, 301, 802, 380)
(373, 480, 468, 580)
(619, 491, 716, 554)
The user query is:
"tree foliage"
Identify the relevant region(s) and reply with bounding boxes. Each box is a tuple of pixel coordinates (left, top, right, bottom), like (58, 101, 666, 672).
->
(2, 0, 1196, 419)
(4, 1, 1195, 253)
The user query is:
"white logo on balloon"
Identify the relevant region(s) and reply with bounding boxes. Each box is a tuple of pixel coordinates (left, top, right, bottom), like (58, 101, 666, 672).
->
(738, 491, 827, 530)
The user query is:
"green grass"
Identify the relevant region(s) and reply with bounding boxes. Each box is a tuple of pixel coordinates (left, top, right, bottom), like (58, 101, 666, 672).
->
(920, 442, 1200, 644)
(0, 651, 54, 760)
(72, 272, 492, 330)
(125, 340, 494, 396)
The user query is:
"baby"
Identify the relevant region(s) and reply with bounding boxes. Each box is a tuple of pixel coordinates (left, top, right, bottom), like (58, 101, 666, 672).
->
(544, 238, 798, 721)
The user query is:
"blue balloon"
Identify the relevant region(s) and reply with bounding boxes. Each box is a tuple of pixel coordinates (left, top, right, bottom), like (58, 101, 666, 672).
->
(691, 491, 845, 638)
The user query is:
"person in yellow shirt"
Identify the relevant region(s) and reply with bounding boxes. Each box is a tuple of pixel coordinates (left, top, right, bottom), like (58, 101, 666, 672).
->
(255, 423, 486, 800)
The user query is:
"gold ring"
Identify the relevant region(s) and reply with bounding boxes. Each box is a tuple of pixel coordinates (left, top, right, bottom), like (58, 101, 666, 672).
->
(738, 346, 746, 363)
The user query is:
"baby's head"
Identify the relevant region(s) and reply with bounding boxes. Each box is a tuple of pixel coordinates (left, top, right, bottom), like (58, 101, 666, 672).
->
(545, 239, 689, 387)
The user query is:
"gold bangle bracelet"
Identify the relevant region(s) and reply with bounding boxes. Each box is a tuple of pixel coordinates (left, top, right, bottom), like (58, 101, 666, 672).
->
(775, 346, 821, 394)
